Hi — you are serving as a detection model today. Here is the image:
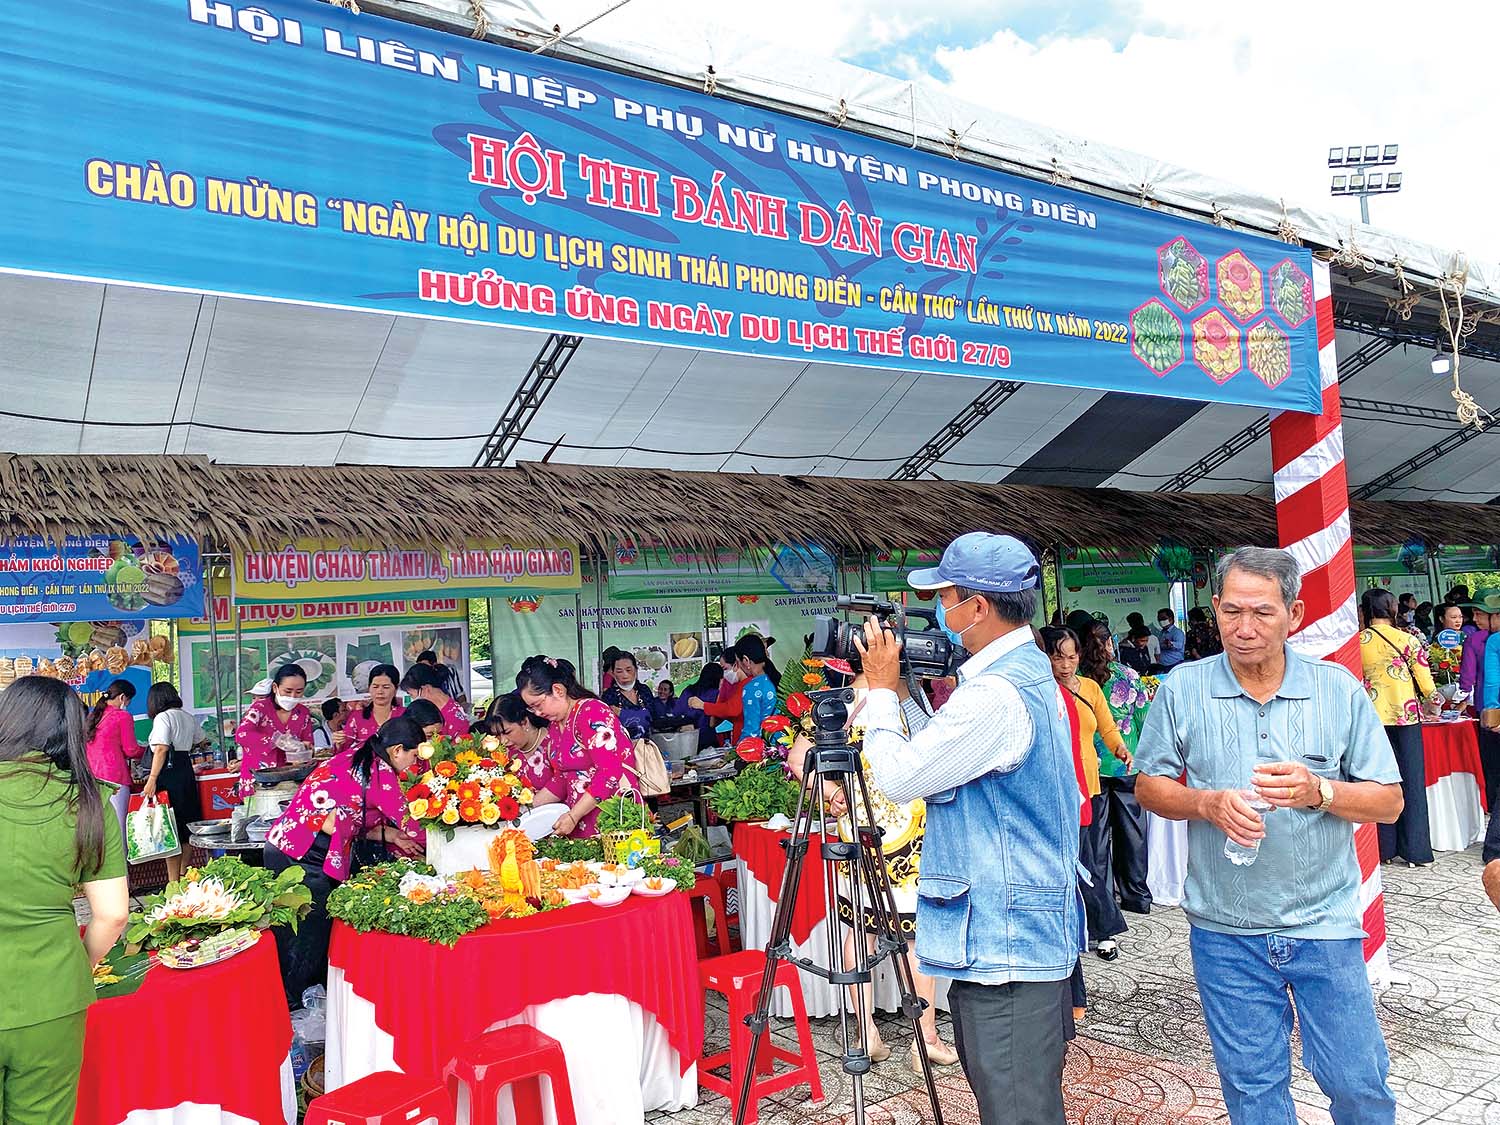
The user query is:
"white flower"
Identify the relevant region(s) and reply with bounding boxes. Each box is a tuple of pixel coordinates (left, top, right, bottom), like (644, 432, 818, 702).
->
(397, 871, 450, 899)
(480, 735, 501, 753)
(417, 742, 435, 760)
(309, 790, 334, 811)
(149, 878, 245, 923)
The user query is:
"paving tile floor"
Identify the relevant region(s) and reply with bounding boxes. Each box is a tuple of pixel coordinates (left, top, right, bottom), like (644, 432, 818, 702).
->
(653, 844, 1500, 1124)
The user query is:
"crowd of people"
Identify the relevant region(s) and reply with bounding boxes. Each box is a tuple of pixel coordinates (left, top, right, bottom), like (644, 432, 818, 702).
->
(10, 541, 1500, 1125)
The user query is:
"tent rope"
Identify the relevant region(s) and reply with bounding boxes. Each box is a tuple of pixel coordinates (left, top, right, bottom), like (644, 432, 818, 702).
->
(327, 0, 359, 10)
(1048, 156, 1071, 186)
(1386, 256, 1420, 320)
(1437, 257, 1492, 430)
(1331, 225, 1376, 272)
(1275, 200, 1302, 245)
(703, 66, 718, 96)
(1138, 181, 1154, 208)
(532, 0, 635, 53)
(832, 98, 849, 127)
(467, 0, 490, 38)
(1211, 202, 1227, 227)
(945, 122, 974, 159)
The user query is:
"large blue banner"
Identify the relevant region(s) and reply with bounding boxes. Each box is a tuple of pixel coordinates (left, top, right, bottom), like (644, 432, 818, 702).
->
(0, 0, 1321, 412)
(0, 535, 203, 621)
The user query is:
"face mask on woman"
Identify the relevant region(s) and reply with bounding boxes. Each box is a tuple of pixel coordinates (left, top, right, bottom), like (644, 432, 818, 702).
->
(722, 666, 742, 685)
(275, 694, 302, 711)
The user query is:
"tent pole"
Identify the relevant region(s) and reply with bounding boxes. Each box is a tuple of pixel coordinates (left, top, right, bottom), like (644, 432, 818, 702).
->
(204, 549, 228, 767)
(231, 556, 245, 728)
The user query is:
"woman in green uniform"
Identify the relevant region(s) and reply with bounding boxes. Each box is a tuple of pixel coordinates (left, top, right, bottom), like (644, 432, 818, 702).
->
(0, 676, 129, 1124)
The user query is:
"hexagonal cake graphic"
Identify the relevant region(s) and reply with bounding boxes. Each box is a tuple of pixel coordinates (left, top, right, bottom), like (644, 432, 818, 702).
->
(1246, 320, 1291, 388)
(1130, 298, 1184, 376)
(1158, 237, 1210, 312)
(1216, 251, 1264, 322)
(1191, 309, 1242, 383)
(1269, 259, 1313, 327)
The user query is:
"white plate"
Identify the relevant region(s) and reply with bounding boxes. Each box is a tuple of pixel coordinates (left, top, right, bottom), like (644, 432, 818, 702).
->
(578, 883, 631, 907)
(598, 866, 645, 886)
(519, 804, 568, 841)
(631, 879, 675, 897)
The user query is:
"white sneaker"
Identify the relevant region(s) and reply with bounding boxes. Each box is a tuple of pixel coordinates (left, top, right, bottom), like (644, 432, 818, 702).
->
(1097, 939, 1120, 962)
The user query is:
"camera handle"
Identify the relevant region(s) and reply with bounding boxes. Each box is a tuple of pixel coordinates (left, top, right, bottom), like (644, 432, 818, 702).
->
(733, 733, 945, 1125)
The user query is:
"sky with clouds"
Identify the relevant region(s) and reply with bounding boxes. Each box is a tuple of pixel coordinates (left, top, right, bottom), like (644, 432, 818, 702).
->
(646, 0, 1496, 266)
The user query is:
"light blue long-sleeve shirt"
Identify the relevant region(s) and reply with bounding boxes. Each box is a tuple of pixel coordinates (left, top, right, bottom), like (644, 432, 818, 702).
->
(1481, 633, 1500, 711)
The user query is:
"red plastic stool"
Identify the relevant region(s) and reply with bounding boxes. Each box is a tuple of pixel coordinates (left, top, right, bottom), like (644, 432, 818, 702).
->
(688, 873, 732, 959)
(444, 1024, 578, 1125)
(304, 1070, 454, 1125)
(699, 950, 824, 1124)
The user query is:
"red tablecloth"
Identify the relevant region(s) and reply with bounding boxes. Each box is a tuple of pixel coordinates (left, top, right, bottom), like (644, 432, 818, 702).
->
(1422, 720, 1489, 810)
(731, 823, 828, 946)
(329, 892, 700, 1080)
(77, 933, 291, 1125)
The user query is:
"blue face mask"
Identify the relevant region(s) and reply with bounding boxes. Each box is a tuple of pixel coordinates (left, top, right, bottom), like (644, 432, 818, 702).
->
(935, 595, 976, 647)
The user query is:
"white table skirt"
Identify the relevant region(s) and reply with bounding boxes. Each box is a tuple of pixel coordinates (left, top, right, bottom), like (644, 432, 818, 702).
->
(736, 867, 948, 1019)
(1146, 812, 1188, 908)
(326, 967, 696, 1125)
(1427, 771, 1487, 851)
(116, 1059, 295, 1125)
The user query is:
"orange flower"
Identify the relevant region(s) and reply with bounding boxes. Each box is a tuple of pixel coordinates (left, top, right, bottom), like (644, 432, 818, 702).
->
(458, 781, 482, 802)
(802, 673, 822, 685)
(434, 760, 458, 779)
(459, 799, 482, 823)
(405, 886, 434, 905)
(489, 779, 509, 796)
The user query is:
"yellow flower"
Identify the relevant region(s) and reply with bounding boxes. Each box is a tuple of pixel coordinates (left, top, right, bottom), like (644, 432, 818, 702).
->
(441, 807, 460, 826)
(456, 750, 481, 766)
(480, 803, 501, 825)
(421, 770, 435, 785)
(503, 774, 520, 789)
(481, 735, 501, 753)
(408, 798, 430, 819)
(416, 742, 435, 760)
(520, 788, 534, 803)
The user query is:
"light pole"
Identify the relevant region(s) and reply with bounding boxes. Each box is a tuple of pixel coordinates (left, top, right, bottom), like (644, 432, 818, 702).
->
(1329, 143, 1402, 224)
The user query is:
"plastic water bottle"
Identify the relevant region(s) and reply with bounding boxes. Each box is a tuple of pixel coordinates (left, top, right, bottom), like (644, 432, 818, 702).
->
(1223, 790, 1273, 866)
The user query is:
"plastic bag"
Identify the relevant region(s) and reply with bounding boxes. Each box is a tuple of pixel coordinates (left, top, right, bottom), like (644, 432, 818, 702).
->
(125, 794, 182, 864)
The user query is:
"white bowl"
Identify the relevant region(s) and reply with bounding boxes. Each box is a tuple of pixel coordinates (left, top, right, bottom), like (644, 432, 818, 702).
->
(632, 878, 675, 897)
(559, 886, 594, 904)
(598, 865, 645, 887)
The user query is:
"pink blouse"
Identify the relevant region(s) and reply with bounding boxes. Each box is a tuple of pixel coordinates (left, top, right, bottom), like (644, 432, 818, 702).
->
(439, 697, 471, 739)
(539, 699, 636, 836)
(86, 706, 142, 785)
(343, 703, 405, 751)
(266, 748, 425, 881)
(234, 696, 314, 797)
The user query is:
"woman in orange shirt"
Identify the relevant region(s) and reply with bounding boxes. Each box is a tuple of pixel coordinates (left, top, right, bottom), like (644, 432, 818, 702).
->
(1042, 627, 1133, 962)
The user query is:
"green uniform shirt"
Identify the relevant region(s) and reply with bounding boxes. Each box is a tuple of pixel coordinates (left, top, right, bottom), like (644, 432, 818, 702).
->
(0, 758, 126, 1029)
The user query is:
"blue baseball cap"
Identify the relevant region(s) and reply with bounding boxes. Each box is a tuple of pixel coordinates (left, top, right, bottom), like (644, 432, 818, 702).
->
(908, 532, 1041, 593)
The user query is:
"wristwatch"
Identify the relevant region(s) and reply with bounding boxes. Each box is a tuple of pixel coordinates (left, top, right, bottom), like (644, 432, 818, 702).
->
(1311, 777, 1334, 813)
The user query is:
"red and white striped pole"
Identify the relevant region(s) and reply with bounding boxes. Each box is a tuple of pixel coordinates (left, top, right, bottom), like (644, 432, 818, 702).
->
(1268, 259, 1389, 983)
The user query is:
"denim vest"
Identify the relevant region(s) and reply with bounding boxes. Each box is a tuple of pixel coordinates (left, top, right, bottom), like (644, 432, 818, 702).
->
(915, 642, 1082, 983)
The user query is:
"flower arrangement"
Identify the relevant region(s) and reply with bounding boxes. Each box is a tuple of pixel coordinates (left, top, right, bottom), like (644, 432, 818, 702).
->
(405, 733, 534, 839)
(125, 857, 312, 953)
(327, 860, 491, 945)
(1428, 643, 1463, 688)
(1139, 674, 1163, 702)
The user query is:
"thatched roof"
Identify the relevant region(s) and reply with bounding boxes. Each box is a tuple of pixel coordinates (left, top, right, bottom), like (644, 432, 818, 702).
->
(1, 453, 1497, 555)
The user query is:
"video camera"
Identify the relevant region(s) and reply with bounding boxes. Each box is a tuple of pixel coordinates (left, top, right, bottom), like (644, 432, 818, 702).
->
(809, 594, 965, 680)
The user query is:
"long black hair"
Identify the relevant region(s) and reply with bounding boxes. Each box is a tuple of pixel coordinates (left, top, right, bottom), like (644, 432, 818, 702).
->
(1362, 588, 1398, 627)
(399, 661, 447, 695)
(0, 676, 106, 870)
(515, 655, 596, 701)
(85, 679, 136, 743)
(402, 698, 443, 732)
(352, 714, 426, 777)
(686, 663, 723, 698)
(359, 663, 401, 720)
(146, 681, 184, 720)
(269, 662, 307, 701)
(736, 635, 780, 688)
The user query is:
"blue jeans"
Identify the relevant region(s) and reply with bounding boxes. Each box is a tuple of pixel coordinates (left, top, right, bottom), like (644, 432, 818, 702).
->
(1189, 927, 1395, 1125)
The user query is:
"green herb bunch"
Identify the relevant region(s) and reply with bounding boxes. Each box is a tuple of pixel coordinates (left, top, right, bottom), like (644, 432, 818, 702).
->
(326, 860, 489, 947)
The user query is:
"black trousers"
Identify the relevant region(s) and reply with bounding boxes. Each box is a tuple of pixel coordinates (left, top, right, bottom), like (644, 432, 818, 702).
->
(1378, 724, 1434, 864)
(1099, 775, 1152, 912)
(1484, 803, 1500, 865)
(264, 841, 337, 1007)
(1078, 800, 1126, 942)
(949, 978, 1070, 1125)
(1478, 726, 1500, 812)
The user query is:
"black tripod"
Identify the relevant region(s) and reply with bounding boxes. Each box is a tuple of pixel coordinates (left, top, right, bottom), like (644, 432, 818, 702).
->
(734, 687, 944, 1125)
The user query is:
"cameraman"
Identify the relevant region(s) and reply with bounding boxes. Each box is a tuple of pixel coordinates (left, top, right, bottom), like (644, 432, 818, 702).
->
(853, 532, 1081, 1125)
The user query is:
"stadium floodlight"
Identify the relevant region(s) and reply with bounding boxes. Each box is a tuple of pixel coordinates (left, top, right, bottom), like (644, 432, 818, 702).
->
(1363, 144, 1381, 163)
(1329, 146, 1344, 167)
(1382, 144, 1399, 163)
(1349, 172, 1366, 191)
(1331, 174, 1348, 193)
(1386, 171, 1403, 191)
(1328, 140, 1401, 221)
(1366, 172, 1384, 190)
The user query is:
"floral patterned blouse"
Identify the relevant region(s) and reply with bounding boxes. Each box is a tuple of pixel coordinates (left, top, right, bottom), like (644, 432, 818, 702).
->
(1360, 624, 1438, 726)
(539, 699, 635, 836)
(234, 696, 314, 798)
(1091, 661, 1152, 780)
(265, 748, 425, 881)
(740, 674, 778, 739)
(343, 703, 405, 752)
